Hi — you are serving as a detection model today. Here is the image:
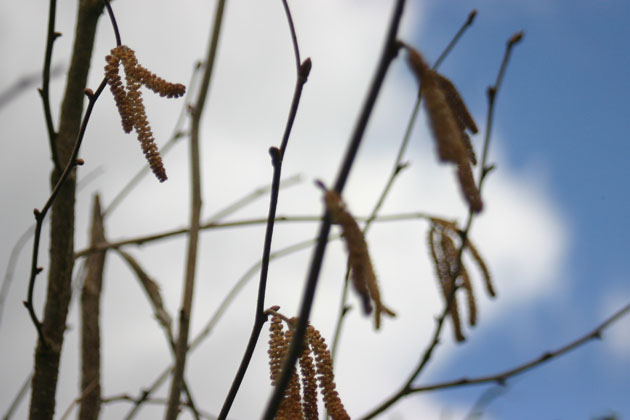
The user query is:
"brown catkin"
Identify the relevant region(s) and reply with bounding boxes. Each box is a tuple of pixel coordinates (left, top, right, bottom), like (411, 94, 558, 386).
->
(307, 325, 350, 420)
(428, 224, 465, 342)
(457, 161, 483, 213)
(105, 45, 185, 182)
(459, 264, 477, 327)
(407, 47, 483, 212)
(407, 48, 468, 164)
(268, 315, 286, 385)
(276, 328, 304, 420)
(434, 72, 478, 135)
(467, 240, 495, 298)
(299, 342, 319, 420)
(324, 189, 395, 329)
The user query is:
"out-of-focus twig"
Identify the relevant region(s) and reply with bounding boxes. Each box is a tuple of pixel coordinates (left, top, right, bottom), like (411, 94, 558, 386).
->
(165, 0, 227, 417)
(358, 31, 524, 420)
(79, 195, 107, 420)
(262, 1, 407, 418)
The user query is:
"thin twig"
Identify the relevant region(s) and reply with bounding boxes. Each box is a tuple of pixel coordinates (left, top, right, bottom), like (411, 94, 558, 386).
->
(104, 394, 219, 420)
(116, 249, 201, 420)
(2, 374, 32, 420)
(104, 0, 122, 47)
(74, 211, 435, 258)
(358, 31, 523, 420)
(217, 1, 310, 416)
(24, 78, 107, 347)
(39, 0, 61, 170)
(409, 303, 630, 393)
(59, 378, 98, 420)
(164, 0, 227, 418)
(0, 166, 102, 333)
(330, 8, 478, 363)
(262, 1, 406, 418)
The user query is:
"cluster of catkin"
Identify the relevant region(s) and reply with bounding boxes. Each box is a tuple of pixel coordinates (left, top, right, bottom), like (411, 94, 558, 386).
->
(406, 46, 483, 212)
(427, 218, 495, 342)
(104, 45, 186, 182)
(268, 312, 350, 420)
(323, 188, 395, 330)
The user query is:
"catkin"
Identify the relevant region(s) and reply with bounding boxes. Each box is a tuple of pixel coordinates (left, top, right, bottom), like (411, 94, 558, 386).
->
(324, 189, 395, 329)
(406, 46, 483, 212)
(104, 45, 185, 182)
(307, 325, 350, 420)
(427, 219, 494, 342)
(266, 312, 350, 420)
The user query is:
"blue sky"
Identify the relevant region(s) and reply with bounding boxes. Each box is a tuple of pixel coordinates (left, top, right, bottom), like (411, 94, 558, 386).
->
(0, 1, 628, 419)
(416, 1, 630, 419)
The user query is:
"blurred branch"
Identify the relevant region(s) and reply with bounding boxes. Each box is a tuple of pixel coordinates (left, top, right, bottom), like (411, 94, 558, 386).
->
(74, 211, 436, 258)
(330, 7, 478, 364)
(358, 30, 523, 420)
(0, 166, 102, 334)
(2, 374, 32, 420)
(217, 0, 311, 414)
(79, 195, 106, 420)
(104, 394, 219, 420)
(165, 0, 227, 417)
(39, 0, 61, 170)
(116, 249, 201, 420)
(0, 64, 64, 110)
(410, 303, 630, 393)
(262, 0, 407, 418)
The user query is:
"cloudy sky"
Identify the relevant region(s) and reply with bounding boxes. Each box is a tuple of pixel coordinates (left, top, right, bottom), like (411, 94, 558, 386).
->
(0, 1, 629, 419)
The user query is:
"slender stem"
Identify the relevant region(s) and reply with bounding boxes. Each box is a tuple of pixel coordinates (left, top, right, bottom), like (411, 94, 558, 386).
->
(75, 211, 435, 258)
(104, 0, 121, 46)
(217, 1, 309, 416)
(358, 31, 524, 420)
(2, 374, 32, 420)
(409, 303, 630, 393)
(25, 78, 107, 347)
(39, 0, 60, 170)
(164, 1, 226, 418)
(262, 1, 406, 418)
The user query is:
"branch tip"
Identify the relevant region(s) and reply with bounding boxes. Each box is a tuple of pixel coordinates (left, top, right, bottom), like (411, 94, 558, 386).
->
(467, 10, 478, 25)
(508, 31, 524, 47)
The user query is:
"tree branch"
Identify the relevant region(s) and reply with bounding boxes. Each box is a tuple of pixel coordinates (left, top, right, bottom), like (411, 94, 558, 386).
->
(164, 0, 227, 418)
(217, 0, 310, 416)
(262, 1, 406, 418)
(409, 303, 630, 393)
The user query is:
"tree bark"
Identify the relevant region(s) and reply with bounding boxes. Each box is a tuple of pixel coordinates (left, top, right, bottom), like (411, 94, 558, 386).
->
(29, 1, 103, 419)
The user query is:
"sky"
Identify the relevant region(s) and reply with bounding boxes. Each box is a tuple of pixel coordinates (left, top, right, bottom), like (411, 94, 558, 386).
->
(0, 1, 629, 420)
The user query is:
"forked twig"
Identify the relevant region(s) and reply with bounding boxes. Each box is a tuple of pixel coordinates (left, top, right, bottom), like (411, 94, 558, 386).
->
(217, 0, 311, 417)
(24, 78, 107, 347)
(359, 31, 524, 420)
(262, 1, 407, 418)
